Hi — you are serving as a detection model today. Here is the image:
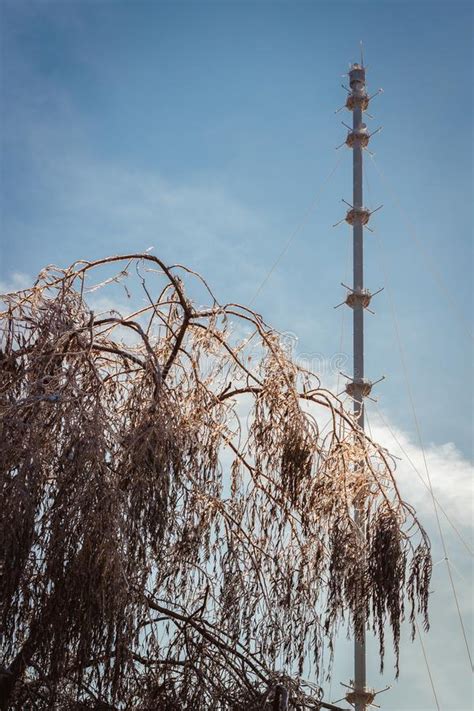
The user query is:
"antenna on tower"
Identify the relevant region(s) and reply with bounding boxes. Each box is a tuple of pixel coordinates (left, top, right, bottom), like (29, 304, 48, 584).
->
(331, 50, 387, 711)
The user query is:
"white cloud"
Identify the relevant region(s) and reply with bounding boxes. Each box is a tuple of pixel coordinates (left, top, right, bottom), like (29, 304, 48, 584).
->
(368, 410, 473, 533)
(0, 271, 32, 293)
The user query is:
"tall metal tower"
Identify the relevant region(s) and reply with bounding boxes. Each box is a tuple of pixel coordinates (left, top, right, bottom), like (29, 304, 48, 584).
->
(335, 57, 383, 711)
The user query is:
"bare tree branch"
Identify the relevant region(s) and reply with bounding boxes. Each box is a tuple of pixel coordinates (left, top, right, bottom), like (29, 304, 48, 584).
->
(0, 254, 431, 709)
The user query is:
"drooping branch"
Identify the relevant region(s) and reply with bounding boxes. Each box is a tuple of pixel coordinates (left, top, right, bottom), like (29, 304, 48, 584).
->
(0, 254, 431, 709)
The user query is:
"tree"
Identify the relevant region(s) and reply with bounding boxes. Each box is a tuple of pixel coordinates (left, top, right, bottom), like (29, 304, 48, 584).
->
(0, 254, 431, 710)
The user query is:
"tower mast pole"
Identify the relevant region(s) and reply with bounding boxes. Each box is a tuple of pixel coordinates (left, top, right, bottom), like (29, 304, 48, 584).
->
(351, 63, 366, 711)
(340, 58, 380, 711)
(330, 52, 385, 711)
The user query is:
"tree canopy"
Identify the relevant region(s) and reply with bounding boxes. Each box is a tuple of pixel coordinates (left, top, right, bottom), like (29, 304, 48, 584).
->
(0, 254, 431, 710)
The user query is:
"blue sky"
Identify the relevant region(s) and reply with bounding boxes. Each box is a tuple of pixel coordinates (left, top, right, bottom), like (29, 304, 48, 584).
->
(1, 1, 472, 709)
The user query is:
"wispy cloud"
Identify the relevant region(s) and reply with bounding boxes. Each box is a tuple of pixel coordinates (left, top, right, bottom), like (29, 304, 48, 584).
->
(368, 412, 473, 533)
(4, 137, 269, 301)
(0, 271, 31, 293)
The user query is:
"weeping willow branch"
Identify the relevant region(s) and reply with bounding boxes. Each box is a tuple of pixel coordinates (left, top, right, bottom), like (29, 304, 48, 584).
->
(0, 254, 431, 710)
